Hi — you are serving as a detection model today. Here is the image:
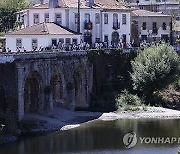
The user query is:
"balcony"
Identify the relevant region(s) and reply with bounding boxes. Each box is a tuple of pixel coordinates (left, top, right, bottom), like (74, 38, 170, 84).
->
(113, 22, 120, 30)
(84, 21, 93, 30)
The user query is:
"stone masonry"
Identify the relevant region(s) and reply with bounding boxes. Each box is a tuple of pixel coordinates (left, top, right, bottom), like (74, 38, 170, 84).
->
(0, 51, 93, 120)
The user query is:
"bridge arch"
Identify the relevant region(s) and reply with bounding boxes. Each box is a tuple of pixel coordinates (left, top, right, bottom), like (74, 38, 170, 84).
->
(73, 66, 86, 109)
(50, 69, 66, 107)
(24, 71, 43, 113)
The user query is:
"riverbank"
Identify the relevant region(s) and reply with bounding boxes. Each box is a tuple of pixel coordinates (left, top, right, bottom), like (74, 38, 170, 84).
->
(2, 107, 180, 145)
(0, 107, 102, 145)
(99, 107, 180, 120)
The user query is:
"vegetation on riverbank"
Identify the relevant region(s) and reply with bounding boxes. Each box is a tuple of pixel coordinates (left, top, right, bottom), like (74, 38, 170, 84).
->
(88, 43, 180, 112)
(131, 43, 180, 106)
(88, 48, 137, 112)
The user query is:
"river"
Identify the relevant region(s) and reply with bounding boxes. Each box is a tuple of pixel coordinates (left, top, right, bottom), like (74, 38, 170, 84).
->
(0, 119, 180, 154)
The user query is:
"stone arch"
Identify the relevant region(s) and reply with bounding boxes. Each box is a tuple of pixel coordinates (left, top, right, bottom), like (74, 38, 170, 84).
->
(50, 69, 66, 107)
(24, 71, 43, 113)
(112, 31, 119, 46)
(73, 66, 86, 109)
(0, 85, 6, 110)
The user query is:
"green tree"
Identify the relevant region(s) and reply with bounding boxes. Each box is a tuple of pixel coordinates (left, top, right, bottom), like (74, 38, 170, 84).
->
(0, 0, 28, 32)
(131, 43, 180, 102)
(1, 0, 28, 11)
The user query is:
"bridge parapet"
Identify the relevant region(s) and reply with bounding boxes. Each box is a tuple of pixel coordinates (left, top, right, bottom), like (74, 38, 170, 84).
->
(0, 51, 88, 63)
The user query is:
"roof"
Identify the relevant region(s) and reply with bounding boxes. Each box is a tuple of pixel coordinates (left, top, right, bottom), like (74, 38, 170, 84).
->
(30, 0, 130, 10)
(6, 23, 81, 36)
(131, 9, 171, 17)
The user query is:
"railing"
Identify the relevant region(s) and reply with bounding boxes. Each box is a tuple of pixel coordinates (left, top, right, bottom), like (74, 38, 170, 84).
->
(113, 22, 120, 30)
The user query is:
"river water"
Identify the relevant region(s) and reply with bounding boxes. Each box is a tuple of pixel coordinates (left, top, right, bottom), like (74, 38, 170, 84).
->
(0, 119, 180, 154)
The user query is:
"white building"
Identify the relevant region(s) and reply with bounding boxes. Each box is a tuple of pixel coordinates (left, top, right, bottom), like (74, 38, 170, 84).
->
(125, 0, 180, 15)
(11, 0, 131, 51)
(6, 23, 81, 52)
(131, 9, 171, 46)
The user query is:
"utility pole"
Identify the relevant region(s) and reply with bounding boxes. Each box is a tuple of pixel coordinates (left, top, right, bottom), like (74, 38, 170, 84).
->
(77, 0, 80, 33)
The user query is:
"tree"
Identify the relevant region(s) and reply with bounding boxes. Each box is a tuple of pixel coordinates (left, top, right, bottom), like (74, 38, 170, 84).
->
(0, 0, 29, 32)
(1, 0, 28, 11)
(131, 43, 180, 99)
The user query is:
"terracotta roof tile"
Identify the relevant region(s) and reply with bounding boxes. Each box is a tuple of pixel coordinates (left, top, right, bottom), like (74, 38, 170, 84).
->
(131, 9, 171, 17)
(6, 23, 80, 35)
(30, 0, 130, 10)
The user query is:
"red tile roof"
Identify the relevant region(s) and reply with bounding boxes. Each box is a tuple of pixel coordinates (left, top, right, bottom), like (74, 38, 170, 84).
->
(30, 0, 130, 10)
(6, 23, 80, 35)
(131, 9, 171, 17)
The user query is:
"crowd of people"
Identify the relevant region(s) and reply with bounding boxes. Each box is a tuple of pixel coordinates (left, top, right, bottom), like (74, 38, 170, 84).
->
(0, 39, 179, 54)
(0, 41, 134, 54)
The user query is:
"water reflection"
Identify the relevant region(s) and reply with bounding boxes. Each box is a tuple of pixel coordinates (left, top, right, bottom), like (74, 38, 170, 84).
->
(0, 119, 180, 154)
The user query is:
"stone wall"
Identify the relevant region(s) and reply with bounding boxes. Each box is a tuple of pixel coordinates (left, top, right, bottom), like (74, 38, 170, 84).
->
(0, 51, 93, 120)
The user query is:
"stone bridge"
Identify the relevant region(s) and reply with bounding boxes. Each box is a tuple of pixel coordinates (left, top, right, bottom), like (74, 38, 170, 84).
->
(0, 51, 93, 120)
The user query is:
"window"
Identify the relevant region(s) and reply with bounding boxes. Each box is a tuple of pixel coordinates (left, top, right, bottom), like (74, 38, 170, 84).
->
(85, 13, 90, 23)
(142, 22, 146, 30)
(162, 22, 166, 30)
(75, 13, 78, 24)
(141, 35, 147, 41)
(72, 38, 78, 45)
(32, 39, 38, 50)
(104, 35, 108, 42)
(152, 22, 157, 33)
(33, 14, 39, 24)
(65, 38, 71, 45)
(55, 13, 62, 25)
(161, 34, 168, 42)
(153, 22, 157, 29)
(44, 13, 49, 23)
(104, 13, 108, 24)
(113, 13, 119, 29)
(122, 14, 126, 25)
(113, 13, 118, 23)
(59, 38, 64, 43)
(16, 39, 22, 48)
(95, 13, 100, 24)
(52, 39, 57, 46)
(96, 38, 100, 43)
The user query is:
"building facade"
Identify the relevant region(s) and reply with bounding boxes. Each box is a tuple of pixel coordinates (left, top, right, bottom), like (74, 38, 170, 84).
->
(131, 9, 171, 46)
(6, 23, 81, 52)
(125, 0, 180, 15)
(15, 0, 131, 50)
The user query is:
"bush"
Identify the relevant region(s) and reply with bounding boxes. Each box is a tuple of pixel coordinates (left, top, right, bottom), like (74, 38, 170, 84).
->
(116, 90, 143, 110)
(131, 43, 180, 99)
(154, 78, 180, 108)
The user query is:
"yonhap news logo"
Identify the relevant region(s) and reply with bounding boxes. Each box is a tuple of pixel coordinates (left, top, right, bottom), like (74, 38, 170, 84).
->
(123, 132, 180, 149)
(123, 132, 137, 148)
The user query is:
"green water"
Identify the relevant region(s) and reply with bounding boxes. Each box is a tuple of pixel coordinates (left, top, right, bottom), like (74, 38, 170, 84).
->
(0, 119, 180, 154)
